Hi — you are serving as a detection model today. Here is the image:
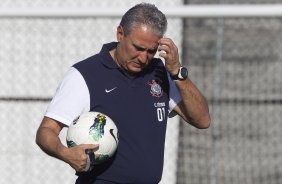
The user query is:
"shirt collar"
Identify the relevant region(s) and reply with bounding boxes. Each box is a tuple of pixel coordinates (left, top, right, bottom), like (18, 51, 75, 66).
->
(99, 42, 119, 69)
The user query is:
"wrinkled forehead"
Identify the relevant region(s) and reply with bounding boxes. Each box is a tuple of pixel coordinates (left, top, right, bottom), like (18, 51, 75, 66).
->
(127, 25, 161, 50)
(129, 23, 163, 37)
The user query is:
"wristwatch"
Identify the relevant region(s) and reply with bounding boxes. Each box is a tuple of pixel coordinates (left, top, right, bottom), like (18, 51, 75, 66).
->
(171, 67, 188, 80)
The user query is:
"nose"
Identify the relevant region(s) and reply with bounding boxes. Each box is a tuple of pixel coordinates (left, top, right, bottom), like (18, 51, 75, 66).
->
(138, 51, 148, 64)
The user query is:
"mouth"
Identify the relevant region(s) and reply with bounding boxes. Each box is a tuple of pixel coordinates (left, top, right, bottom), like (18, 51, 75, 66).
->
(125, 62, 144, 73)
(131, 60, 145, 68)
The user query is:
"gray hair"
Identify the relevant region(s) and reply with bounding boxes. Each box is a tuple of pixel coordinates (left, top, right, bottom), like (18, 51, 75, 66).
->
(119, 3, 167, 36)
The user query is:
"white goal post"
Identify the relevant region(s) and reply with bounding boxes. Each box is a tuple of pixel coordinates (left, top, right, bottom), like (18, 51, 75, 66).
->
(1, 4, 282, 17)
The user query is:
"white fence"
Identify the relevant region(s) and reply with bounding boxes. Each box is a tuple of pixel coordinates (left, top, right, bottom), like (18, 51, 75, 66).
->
(1, 3, 282, 184)
(1, 5, 282, 17)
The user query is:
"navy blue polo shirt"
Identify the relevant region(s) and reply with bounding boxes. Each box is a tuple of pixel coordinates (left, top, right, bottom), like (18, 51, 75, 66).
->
(73, 42, 170, 183)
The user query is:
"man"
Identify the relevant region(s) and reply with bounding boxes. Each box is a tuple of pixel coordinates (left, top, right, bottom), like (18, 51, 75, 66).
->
(36, 3, 210, 184)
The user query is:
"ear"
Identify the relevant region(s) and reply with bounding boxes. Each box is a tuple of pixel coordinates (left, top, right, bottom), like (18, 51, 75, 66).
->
(116, 26, 124, 42)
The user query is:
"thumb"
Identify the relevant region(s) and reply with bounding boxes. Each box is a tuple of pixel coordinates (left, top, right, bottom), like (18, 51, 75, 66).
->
(81, 145, 99, 172)
(81, 144, 99, 152)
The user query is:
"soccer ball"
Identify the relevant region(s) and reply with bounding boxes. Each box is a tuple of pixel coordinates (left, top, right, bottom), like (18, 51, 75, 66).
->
(66, 111, 119, 170)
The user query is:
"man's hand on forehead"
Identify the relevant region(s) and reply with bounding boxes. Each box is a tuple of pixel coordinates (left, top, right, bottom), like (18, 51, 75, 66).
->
(158, 38, 181, 76)
(158, 38, 178, 59)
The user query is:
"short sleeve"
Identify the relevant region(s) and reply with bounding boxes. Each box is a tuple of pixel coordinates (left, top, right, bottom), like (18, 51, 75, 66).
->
(168, 74, 181, 112)
(45, 67, 90, 126)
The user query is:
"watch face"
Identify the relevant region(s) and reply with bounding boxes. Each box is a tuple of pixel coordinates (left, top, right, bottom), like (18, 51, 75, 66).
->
(180, 67, 188, 79)
(172, 67, 188, 80)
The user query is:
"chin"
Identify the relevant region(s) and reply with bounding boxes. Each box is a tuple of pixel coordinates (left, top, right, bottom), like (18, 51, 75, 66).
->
(127, 66, 143, 73)
(129, 69, 142, 74)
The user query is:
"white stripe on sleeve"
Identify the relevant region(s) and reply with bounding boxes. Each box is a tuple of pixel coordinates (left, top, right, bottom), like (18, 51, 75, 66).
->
(168, 74, 181, 112)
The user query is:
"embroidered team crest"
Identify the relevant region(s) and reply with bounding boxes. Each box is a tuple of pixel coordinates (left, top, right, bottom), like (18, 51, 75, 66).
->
(148, 80, 163, 98)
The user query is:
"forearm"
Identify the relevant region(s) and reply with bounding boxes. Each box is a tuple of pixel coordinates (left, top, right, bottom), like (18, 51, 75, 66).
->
(36, 124, 68, 162)
(36, 117, 67, 161)
(158, 37, 210, 128)
(175, 78, 211, 128)
(36, 117, 100, 171)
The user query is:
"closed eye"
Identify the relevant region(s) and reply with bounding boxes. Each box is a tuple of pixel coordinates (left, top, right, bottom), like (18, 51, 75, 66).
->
(133, 44, 158, 55)
(133, 44, 146, 52)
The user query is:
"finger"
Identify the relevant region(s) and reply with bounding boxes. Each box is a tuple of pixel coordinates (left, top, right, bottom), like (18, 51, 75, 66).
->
(158, 43, 169, 50)
(158, 37, 171, 43)
(159, 51, 168, 59)
(83, 149, 96, 172)
(159, 42, 177, 56)
(159, 38, 178, 54)
(81, 144, 99, 151)
(158, 38, 174, 47)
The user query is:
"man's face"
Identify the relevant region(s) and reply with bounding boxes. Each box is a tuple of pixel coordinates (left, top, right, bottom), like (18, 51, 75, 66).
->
(116, 25, 161, 74)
